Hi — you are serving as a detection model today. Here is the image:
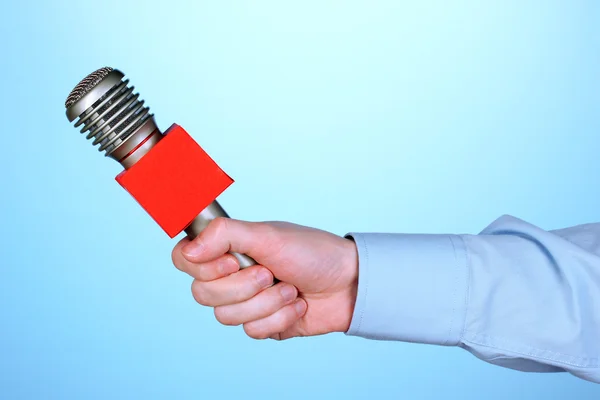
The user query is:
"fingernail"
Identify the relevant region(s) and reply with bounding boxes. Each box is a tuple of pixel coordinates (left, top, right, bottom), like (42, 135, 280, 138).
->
(280, 285, 296, 302)
(182, 241, 204, 258)
(294, 299, 306, 315)
(256, 269, 272, 287)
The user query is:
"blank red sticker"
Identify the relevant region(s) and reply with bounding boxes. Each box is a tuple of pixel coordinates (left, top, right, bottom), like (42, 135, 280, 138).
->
(116, 124, 234, 238)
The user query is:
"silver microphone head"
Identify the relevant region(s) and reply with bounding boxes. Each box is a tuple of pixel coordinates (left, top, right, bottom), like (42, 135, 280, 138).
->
(65, 67, 160, 166)
(65, 67, 115, 109)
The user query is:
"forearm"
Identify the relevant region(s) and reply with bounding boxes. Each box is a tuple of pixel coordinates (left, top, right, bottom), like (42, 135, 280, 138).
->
(345, 215, 600, 383)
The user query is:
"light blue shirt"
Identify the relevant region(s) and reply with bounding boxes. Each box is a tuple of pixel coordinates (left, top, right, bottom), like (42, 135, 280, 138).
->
(345, 215, 600, 384)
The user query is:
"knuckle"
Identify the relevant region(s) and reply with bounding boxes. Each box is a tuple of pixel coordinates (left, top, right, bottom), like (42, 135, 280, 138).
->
(231, 271, 256, 301)
(192, 260, 223, 281)
(214, 307, 238, 326)
(190, 280, 210, 306)
(212, 217, 229, 234)
(231, 278, 246, 302)
(195, 263, 212, 280)
(271, 312, 287, 332)
(243, 323, 268, 340)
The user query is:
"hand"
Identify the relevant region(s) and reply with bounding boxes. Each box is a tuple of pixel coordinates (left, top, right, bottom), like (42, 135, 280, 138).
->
(171, 218, 359, 340)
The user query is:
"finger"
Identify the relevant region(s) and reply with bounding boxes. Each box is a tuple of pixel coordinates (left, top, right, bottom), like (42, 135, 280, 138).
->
(191, 265, 273, 307)
(243, 298, 307, 340)
(181, 218, 279, 263)
(172, 240, 239, 281)
(214, 282, 298, 326)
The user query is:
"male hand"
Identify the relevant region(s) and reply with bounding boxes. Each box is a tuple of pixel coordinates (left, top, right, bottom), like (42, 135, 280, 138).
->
(171, 218, 358, 340)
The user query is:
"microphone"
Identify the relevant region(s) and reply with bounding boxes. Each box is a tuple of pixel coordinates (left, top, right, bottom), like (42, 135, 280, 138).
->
(64, 67, 257, 269)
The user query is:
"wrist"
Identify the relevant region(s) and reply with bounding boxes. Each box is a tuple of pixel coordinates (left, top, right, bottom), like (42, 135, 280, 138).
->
(336, 237, 359, 332)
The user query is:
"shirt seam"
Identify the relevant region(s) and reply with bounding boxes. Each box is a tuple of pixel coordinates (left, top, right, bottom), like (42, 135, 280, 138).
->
(457, 235, 471, 342)
(355, 234, 370, 334)
(443, 235, 461, 346)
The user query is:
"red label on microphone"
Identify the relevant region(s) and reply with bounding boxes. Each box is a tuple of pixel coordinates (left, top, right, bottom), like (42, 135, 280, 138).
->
(115, 124, 234, 238)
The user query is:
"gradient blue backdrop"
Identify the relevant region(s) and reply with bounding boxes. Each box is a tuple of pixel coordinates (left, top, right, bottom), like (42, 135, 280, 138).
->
(1, 0, 599, 398)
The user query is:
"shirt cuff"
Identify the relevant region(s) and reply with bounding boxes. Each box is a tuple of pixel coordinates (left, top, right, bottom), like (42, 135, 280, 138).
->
(344, 232, 470, 346)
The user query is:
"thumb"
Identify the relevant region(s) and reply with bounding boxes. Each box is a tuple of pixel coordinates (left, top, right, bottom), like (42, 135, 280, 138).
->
(181, 217, 272, 263)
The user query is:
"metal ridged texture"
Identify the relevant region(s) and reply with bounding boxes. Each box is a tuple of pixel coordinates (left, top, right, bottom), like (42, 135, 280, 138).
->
(66, 69, 154, 156)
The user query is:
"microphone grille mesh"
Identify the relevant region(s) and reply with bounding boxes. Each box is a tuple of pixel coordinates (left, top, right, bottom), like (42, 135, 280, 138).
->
(65, 67, 114, 109)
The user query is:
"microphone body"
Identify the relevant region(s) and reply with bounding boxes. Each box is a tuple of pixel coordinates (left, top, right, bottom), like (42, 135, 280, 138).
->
(65, 67, 256, 269)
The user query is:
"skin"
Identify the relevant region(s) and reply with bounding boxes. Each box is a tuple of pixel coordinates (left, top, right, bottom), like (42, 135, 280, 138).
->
(171, 217, 359, 340)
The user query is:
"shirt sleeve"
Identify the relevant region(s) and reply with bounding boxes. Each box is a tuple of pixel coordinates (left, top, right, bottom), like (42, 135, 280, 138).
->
(345, 214, 600, 384)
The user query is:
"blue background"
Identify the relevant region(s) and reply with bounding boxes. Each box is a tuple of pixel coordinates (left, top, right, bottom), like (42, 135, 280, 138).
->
(1, 0, 599, 398)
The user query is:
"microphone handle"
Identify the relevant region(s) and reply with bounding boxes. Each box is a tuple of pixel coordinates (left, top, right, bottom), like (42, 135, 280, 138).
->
(184, 200, 257, 269)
